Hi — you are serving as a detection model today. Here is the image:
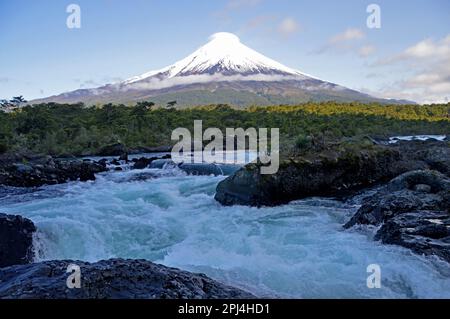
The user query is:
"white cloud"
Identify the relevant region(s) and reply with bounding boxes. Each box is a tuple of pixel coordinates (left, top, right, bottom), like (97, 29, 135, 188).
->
(404, 36, 450, 59)
(315, 28, 366, 54)
(358, 45, 376, 57)
(121, 73, 305, 91)
(330, 28, 365, 44)
(278, 18, 300, 37)
(373, 35, 450, 104)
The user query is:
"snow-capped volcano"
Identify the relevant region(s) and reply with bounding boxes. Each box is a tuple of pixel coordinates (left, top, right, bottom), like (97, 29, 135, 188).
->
(124, 32, 311, 84)
(34, 32, 407, 106)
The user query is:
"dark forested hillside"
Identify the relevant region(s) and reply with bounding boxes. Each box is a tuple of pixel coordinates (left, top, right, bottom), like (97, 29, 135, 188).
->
(0, 102, 448, 156)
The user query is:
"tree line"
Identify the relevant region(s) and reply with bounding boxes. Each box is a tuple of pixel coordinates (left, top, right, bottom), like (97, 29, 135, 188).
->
(0, 102, 448, 156)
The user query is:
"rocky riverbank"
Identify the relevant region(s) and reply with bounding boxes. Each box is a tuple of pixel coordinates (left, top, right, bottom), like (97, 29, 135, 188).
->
(0, 213, 254, 299)
(345, 170, 450, 263)
(0, 259, 255, 299)
(0, 152, 108, 187)
(215, 138, 450, 263)
(215, 139, 449, 207)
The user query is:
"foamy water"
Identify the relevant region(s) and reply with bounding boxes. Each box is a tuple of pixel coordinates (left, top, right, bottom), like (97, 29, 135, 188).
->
(1, 167, 449, 298)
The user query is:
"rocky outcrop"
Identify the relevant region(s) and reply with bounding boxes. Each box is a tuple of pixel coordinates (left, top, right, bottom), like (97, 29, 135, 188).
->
(0, 214, 36, 268)
(215, 140, 450, 207)
(345, 170, 450, 263)
(391, 140, 450, 176)
(344, 170, 450, 227)
(375, 211, 450, 263)
(132, 157, 158, 170)
(0, 259, 255, 299)
(0, 157, 107, 187)
(96, 143, 128, 157)
(215, 145, 404, 206)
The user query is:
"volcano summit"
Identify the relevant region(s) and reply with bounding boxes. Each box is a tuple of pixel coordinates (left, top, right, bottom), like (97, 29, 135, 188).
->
(34, 32, 406, 106)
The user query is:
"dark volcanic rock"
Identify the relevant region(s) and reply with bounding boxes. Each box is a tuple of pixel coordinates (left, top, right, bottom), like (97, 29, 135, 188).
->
(0, 259, 255, 299)
(391, 140, 450, 177)
(132, 157, 157, 170)
(0, 156, 107, 187)
(97, 143, 128, 157)
(119, 153, 129, 162)
(345, 170, 450, 228)
(375, 211, 450, 263)
(345, 170, 450, 263)
(215, 145, 404, 207)
(0, 214, 36, 268)
(215, 140, 450, 207)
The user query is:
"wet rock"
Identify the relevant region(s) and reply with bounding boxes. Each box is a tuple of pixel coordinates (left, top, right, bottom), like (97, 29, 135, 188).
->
(0, 214, 36, 268)
(375, 211, 450, 263)
(215, 140, 450, 207)
(215, 145, 404, 207)
(414, 184, 431, 193)
(345, 170, 450, 263)
(391, 140, 450, 176)
(119, 153, 128, 162)
(132, 157, 157, 170)
(0, 259, 255, 299)
(345, 170, 449, 228)
(97, 143, 128, 157)
(0, 157, 107, 187)
(110, 159, 121, 166)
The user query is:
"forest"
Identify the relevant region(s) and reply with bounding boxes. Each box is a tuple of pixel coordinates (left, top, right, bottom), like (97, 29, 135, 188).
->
(0, 102, 449, 156)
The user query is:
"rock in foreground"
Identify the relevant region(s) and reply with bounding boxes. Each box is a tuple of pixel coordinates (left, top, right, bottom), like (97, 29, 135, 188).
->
(375, 210, 450, 263)
(0, 259, 255, 299)
(0, 213, 36, 268)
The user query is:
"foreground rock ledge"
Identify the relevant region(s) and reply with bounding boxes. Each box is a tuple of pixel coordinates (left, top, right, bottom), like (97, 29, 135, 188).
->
(0, 259, 255, 299)
(0, 213, 36, 268)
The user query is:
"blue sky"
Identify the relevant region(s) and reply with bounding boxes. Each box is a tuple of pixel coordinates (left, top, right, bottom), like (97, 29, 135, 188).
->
(1, 0, 449, 103)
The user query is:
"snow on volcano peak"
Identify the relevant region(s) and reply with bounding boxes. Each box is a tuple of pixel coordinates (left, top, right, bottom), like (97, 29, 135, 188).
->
(123, 32, 314, 85)
(208, 32, 241, 43)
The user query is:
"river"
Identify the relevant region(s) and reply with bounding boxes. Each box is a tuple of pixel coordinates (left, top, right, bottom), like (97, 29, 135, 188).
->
(1, 155, 449, 298)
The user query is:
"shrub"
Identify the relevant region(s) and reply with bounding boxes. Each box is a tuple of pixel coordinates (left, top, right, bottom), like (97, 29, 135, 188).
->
(0, 142, 8, 154)
(295, 134, 312, 150)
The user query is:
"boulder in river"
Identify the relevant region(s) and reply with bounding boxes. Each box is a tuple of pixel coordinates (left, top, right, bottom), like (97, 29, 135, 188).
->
(0, 213, 36, 268)
(132, 157, 157, 170)
(97, 143, 128, 157)
(215, 139, 450, 207)
(0, 258, 255, 299)
(215, 145, 404, 206)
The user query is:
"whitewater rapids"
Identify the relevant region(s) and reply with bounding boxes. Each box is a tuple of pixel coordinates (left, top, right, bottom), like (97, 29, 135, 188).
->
(1, 165, 449, 298)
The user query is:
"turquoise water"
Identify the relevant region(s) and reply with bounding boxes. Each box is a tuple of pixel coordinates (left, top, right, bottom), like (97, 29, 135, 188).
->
(1, 167, 449, 298)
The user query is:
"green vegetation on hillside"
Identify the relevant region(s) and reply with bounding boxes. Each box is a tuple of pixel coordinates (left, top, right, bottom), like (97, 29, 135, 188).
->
(0, 102, 448, 156)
